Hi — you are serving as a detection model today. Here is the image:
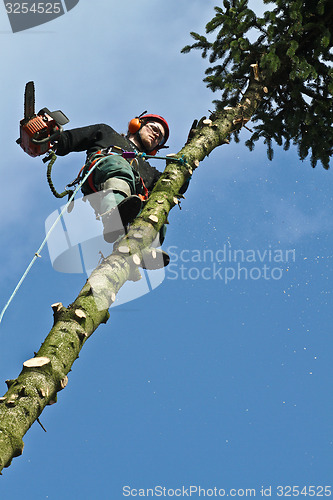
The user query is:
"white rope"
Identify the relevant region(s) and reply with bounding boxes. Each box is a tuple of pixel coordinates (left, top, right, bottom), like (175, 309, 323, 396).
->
(0, 157, 104, 325)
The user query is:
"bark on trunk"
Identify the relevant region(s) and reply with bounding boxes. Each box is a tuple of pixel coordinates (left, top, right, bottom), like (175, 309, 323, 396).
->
(0, 72, 266, 473)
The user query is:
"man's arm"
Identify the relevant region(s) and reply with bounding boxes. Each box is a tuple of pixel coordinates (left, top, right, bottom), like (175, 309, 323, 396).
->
(55, 124, 117, 156)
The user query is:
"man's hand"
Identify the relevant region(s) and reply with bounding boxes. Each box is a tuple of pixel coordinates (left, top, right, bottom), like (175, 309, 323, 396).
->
(186, 119, 199, 144)
(186, 117, 210, 145)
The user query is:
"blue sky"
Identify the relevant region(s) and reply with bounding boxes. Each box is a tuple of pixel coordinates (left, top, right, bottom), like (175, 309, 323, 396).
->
(0, 1, 332, 498)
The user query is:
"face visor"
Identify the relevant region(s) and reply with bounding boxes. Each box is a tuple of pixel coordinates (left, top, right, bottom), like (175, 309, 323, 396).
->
(143, 121, 167, 147)
(140, 114, 169, 149)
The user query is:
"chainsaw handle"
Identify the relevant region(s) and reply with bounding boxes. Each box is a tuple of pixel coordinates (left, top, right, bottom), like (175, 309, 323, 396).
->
(31, 125, 64, 145)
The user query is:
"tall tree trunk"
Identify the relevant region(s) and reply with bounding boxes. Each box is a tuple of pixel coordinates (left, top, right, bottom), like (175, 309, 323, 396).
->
(0, 72, 265, 473)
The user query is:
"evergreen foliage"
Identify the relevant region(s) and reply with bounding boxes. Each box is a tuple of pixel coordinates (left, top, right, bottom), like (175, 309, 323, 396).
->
(182, 0, 333, 168)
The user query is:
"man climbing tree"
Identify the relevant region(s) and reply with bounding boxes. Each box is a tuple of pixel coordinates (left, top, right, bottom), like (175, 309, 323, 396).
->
(0, 0, 332, 472)
(54, 117, 170, 247)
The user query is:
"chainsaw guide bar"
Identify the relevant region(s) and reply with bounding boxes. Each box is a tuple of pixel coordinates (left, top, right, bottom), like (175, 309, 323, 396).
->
(17, 81, 69, 158)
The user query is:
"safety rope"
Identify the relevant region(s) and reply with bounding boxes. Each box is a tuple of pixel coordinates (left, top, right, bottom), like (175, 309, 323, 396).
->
(45, 151, 74, 201)
(138, 152, 188, 165)
(121, 149, 188, 165)
(0, 155, 104, 325)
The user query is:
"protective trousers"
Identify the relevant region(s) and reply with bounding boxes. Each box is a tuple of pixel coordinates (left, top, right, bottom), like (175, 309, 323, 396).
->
(81, 151, 166, 245)
(81, 152, 140, 215)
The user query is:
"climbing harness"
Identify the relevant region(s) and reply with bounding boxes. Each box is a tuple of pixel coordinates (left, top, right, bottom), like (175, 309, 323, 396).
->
(137, 177, 149, 202)
(46, 146, 188, 206)
(72, 146, 188, 200)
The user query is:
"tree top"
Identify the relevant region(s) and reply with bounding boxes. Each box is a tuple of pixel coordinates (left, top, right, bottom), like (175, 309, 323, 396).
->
(182, 0, 333, 168)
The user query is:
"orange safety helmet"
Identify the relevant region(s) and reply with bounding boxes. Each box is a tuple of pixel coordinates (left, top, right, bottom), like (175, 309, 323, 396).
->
(128, 112, 169, 155)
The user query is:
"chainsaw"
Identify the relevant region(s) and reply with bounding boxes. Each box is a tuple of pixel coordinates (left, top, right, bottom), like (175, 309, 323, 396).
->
(17, 81, 69, 157)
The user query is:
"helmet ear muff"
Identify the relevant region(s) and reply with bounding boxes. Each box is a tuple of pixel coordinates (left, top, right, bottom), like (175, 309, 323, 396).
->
(128, 118, 142, 135)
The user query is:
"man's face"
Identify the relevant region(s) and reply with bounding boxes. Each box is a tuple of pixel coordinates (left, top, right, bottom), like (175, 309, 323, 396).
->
(139, 121, 165, 151)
